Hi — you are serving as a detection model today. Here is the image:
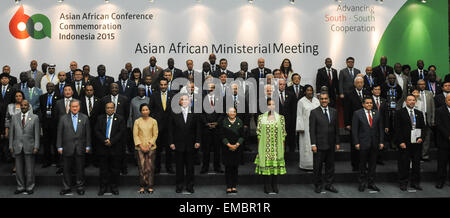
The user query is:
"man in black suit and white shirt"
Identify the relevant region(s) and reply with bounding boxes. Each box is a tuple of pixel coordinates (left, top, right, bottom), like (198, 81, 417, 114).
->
(309, 92, 340, 194)
(81, 85, 101, 167)
(91, 65, 114, 99)
(169, 94, 201, 194)
(352, 97, 384, 192)
(39, 82, 59, 168)
(435, 95, 450, 189)
(208, 53, 220, 73)
(372, 56, 393, 85)
(316, 58, 338, 107)
(251, 58, 272, 80)
(213, 58, 234, 78)
(410, 60, 428, 86)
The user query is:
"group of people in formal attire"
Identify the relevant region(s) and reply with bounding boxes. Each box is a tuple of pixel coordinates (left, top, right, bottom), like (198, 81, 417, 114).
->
(0, 54, 449, 196)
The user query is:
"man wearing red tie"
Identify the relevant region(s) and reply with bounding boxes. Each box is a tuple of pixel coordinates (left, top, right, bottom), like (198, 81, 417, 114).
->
(352, 97, 384, 192)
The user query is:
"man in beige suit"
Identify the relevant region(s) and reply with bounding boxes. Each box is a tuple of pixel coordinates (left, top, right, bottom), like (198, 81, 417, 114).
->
(142, 56, 163, 87)
(25, 60, 44, 89)
(417, 79, 435, 161)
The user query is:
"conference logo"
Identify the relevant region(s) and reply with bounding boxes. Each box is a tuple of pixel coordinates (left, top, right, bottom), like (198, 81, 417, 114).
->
(9, 5, 51, 39)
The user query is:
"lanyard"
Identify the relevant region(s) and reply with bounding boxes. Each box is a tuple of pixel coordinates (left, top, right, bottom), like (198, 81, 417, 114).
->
(389, 88, 396, 97)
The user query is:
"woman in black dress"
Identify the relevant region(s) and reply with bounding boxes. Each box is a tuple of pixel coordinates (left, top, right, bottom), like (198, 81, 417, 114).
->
(221, 107, 245, 194)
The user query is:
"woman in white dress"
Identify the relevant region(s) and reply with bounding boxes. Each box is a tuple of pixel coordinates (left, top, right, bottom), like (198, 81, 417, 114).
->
(296, 85, 320, 170)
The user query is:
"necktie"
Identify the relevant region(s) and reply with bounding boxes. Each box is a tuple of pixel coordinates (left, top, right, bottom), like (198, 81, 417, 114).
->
(358, 91, 362, 100)
(260, 69, 263, 78)
(419, 70, 423, 79)
(368, 110, 373, 127)
(100, 77, 104, 86)
(65, 99, 70, 113)
(162, 92, 166, 111)
(409, 110, 415, 127)
(327, 68, 332, 85)
(72, 115, 77, 132)
(324, 108, 330, 123)
(376, 98, 380, 111)
(146, 86, 149, 96)
(22, 114, 25, 128)
(281, 92, 285, 105)
(151, 68, 155, 76)
(382, 66, 386, 77)
(210, 96, 214, 107)
(60, 83, 64, 95)
(2, 86, 5, 98)
(183, 110, 187, 123)
(77, 83, 81, 95)
(47, 95, 52, 108)
(88, 98, 93, 116)
(350, 68, 354, 78)
(234, 95, 238, 108)
(106, 116, 112, 139)
(295, 85, 299, 98)
(122, 81, 126, 92)
(29, 88, 33, 99)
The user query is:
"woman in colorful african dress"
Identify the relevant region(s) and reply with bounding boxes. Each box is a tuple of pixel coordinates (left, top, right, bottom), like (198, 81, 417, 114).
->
(254, 98, 287, 194)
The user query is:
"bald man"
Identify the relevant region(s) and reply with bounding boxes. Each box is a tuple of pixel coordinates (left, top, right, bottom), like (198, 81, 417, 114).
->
(251, 58, 272, 80)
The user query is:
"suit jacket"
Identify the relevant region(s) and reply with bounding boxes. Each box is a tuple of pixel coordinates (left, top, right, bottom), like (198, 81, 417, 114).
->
(65, 70, 75, 83)
(394, 107, 425, 146)
(26, 70, 45, 88)
(363, 75, 377, 89)
(418, 90, 435, 125)
(425, 81, 442, 96)
(56, 113, 91, 156)
(150, 91, 174, 131)
(70, 80, 86, 99)
(80, 96, 101, 124)
(351, 109, 384, 150)
(91, 76, 115, 99)
(410, 69, 428, 86)
(202, 94, 225, 128)
(274, 89, 295, 126)
(250, 67, 272, 80)
(209, 64, 220, 73)
(8, 112, 40, 155)
(0, 84, 16, 106)
(38, 92, 59, 124)
(381, 82, 403, 110)
(168, 109, 201, 152)
(8, 75, 18, 86)
(339, 67, 361, 95)
(435, 106, 450, 149)
(435, 92, 448, 109)
(116, 79, 136, 100)
(309, 106, 340, 150)
(316, 67, 338, 99)
(23, 87, 42, 112)
(94, 113, 126, 156)
(344, 88, 371, 126)
(54, 98, 72, 124)
(213, 69, 234, 78)
(372, 65, 394, 85)
(100, 94, 129, 122)
(372, 96, 389, 129)
(54, 82, 69, 98)
(286, 84, 305, 102)
(163, 68, 184, 80)
(142, 65, 163, 86)
(182, 70, 200, 79)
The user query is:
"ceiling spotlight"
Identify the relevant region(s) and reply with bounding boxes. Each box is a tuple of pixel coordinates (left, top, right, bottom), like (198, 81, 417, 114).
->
(58, 0, 64, 3)
(378, 0, 384, 4)
(290, 0, 295, 4)
(105, 0, 110, 3)
(149, 0, 154, 2)
(248, 0, 254, 4)
(15, 0, 21, 4)
(336, 0, 342, 3)
(421, 0, 427, 3)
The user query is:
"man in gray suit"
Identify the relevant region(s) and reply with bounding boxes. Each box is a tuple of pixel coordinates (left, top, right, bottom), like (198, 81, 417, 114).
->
(57, 99, 91, 196)
(9, 100, 40, 195)
(339, 57, 361, 99)
(417, 79, 435, 161)
(25, 60, 44, 89)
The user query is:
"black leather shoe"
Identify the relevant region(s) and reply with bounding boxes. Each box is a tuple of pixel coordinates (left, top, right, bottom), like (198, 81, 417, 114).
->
(14, 189, 25, 195)
(400, 185, 407, 191)
(411, 184, 423, 191)
(186, 188, 194, 194)
(368, 184, 380, 192)
(358, 184, 366, 192)
(167, 168, 175, 174)
(314, 186, 322, 194)
(60, 189, 72, 196)
(325, 185, 338, 193)
(120, 168, 128, 176)
(98, 187, 106, 196)
(111, 189, 119, 195)
(25, 190, 34, 195)
(436, 182, 445, 189)
(77, 189, 85, 195)
(56, 168, 63, 175)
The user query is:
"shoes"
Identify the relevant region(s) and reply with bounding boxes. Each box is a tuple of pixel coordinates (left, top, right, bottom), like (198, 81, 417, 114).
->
(325, 185, 338, 193)
(25, 190, 34, 195)
(186, 187, 194, 194)
(120, 168, 128, 176)
(56, 168, 63, 175)
(146, 189, 153, 194)
(14, 189, 25, 195)
(98, 187, 106, 196)
(60, 189, 73, 196)
(400, 184, 407, 191)
(358, 184, 366, 192)
(226, 189, 232, 194)
(435, 182, 445, 189)
(314, 186, 322, 194)
(411, 184, 423, 191)
(111, 189, 119, 195)
(232, 189, 237, 194)
(368, 184, 380, 192)
(77, 189, 85, 195)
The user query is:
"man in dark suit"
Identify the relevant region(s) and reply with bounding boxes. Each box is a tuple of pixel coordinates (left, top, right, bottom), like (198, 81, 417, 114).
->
(410, 60, 428, 86)
(213, 58, 234, 78)
(435, 95, 450, 189)
(0, 73, 16, 106)
(200, 83, 224, 174)
(169, 94, 201, 194)
(100, 83, 129, 175)
(55, 71, 68, 98)
(425, 71, 442, 96)
(434, 81, 450, 109)
(309, 92, 340, 193)
(208, 53, 220, 73)
(91, 65, 114, 99)
(250, 58, 272, 80)
(344, 76, 371, 171)
(395, 94, 426, 191)
(142, 75, 156, 97)
(236, 61, 252, 81)
(352, 97, 384, 192)
(371, 85, 389, 165)
(142, 56, 164, 87)
(316, 58, 338, 107)
(2, 65, 18, 86)
(39, 82, 59, 168)
(65, 61, 78, 83)
(95, 102, 126, 195)
(70, 69, 86, 100)
(363, 66, 377, 89)
(182, 59, 199, 79)
(150, 78, 175, 174)
(372, 56, 393, 85)
(81, 85, 101, 167)
(275, 79, 296, 153)
(57, 99, 91, 196)
(117, 69, 136, 100)
(201, 62, 213, 83)
(164, 58, 184, 80)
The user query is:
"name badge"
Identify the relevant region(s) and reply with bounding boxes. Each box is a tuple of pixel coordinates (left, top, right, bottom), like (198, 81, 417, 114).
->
(390, 101, 396, 109)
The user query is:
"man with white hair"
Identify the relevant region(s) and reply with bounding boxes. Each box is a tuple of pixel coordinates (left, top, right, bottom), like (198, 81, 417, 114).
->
(344, 76, 371, 172)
